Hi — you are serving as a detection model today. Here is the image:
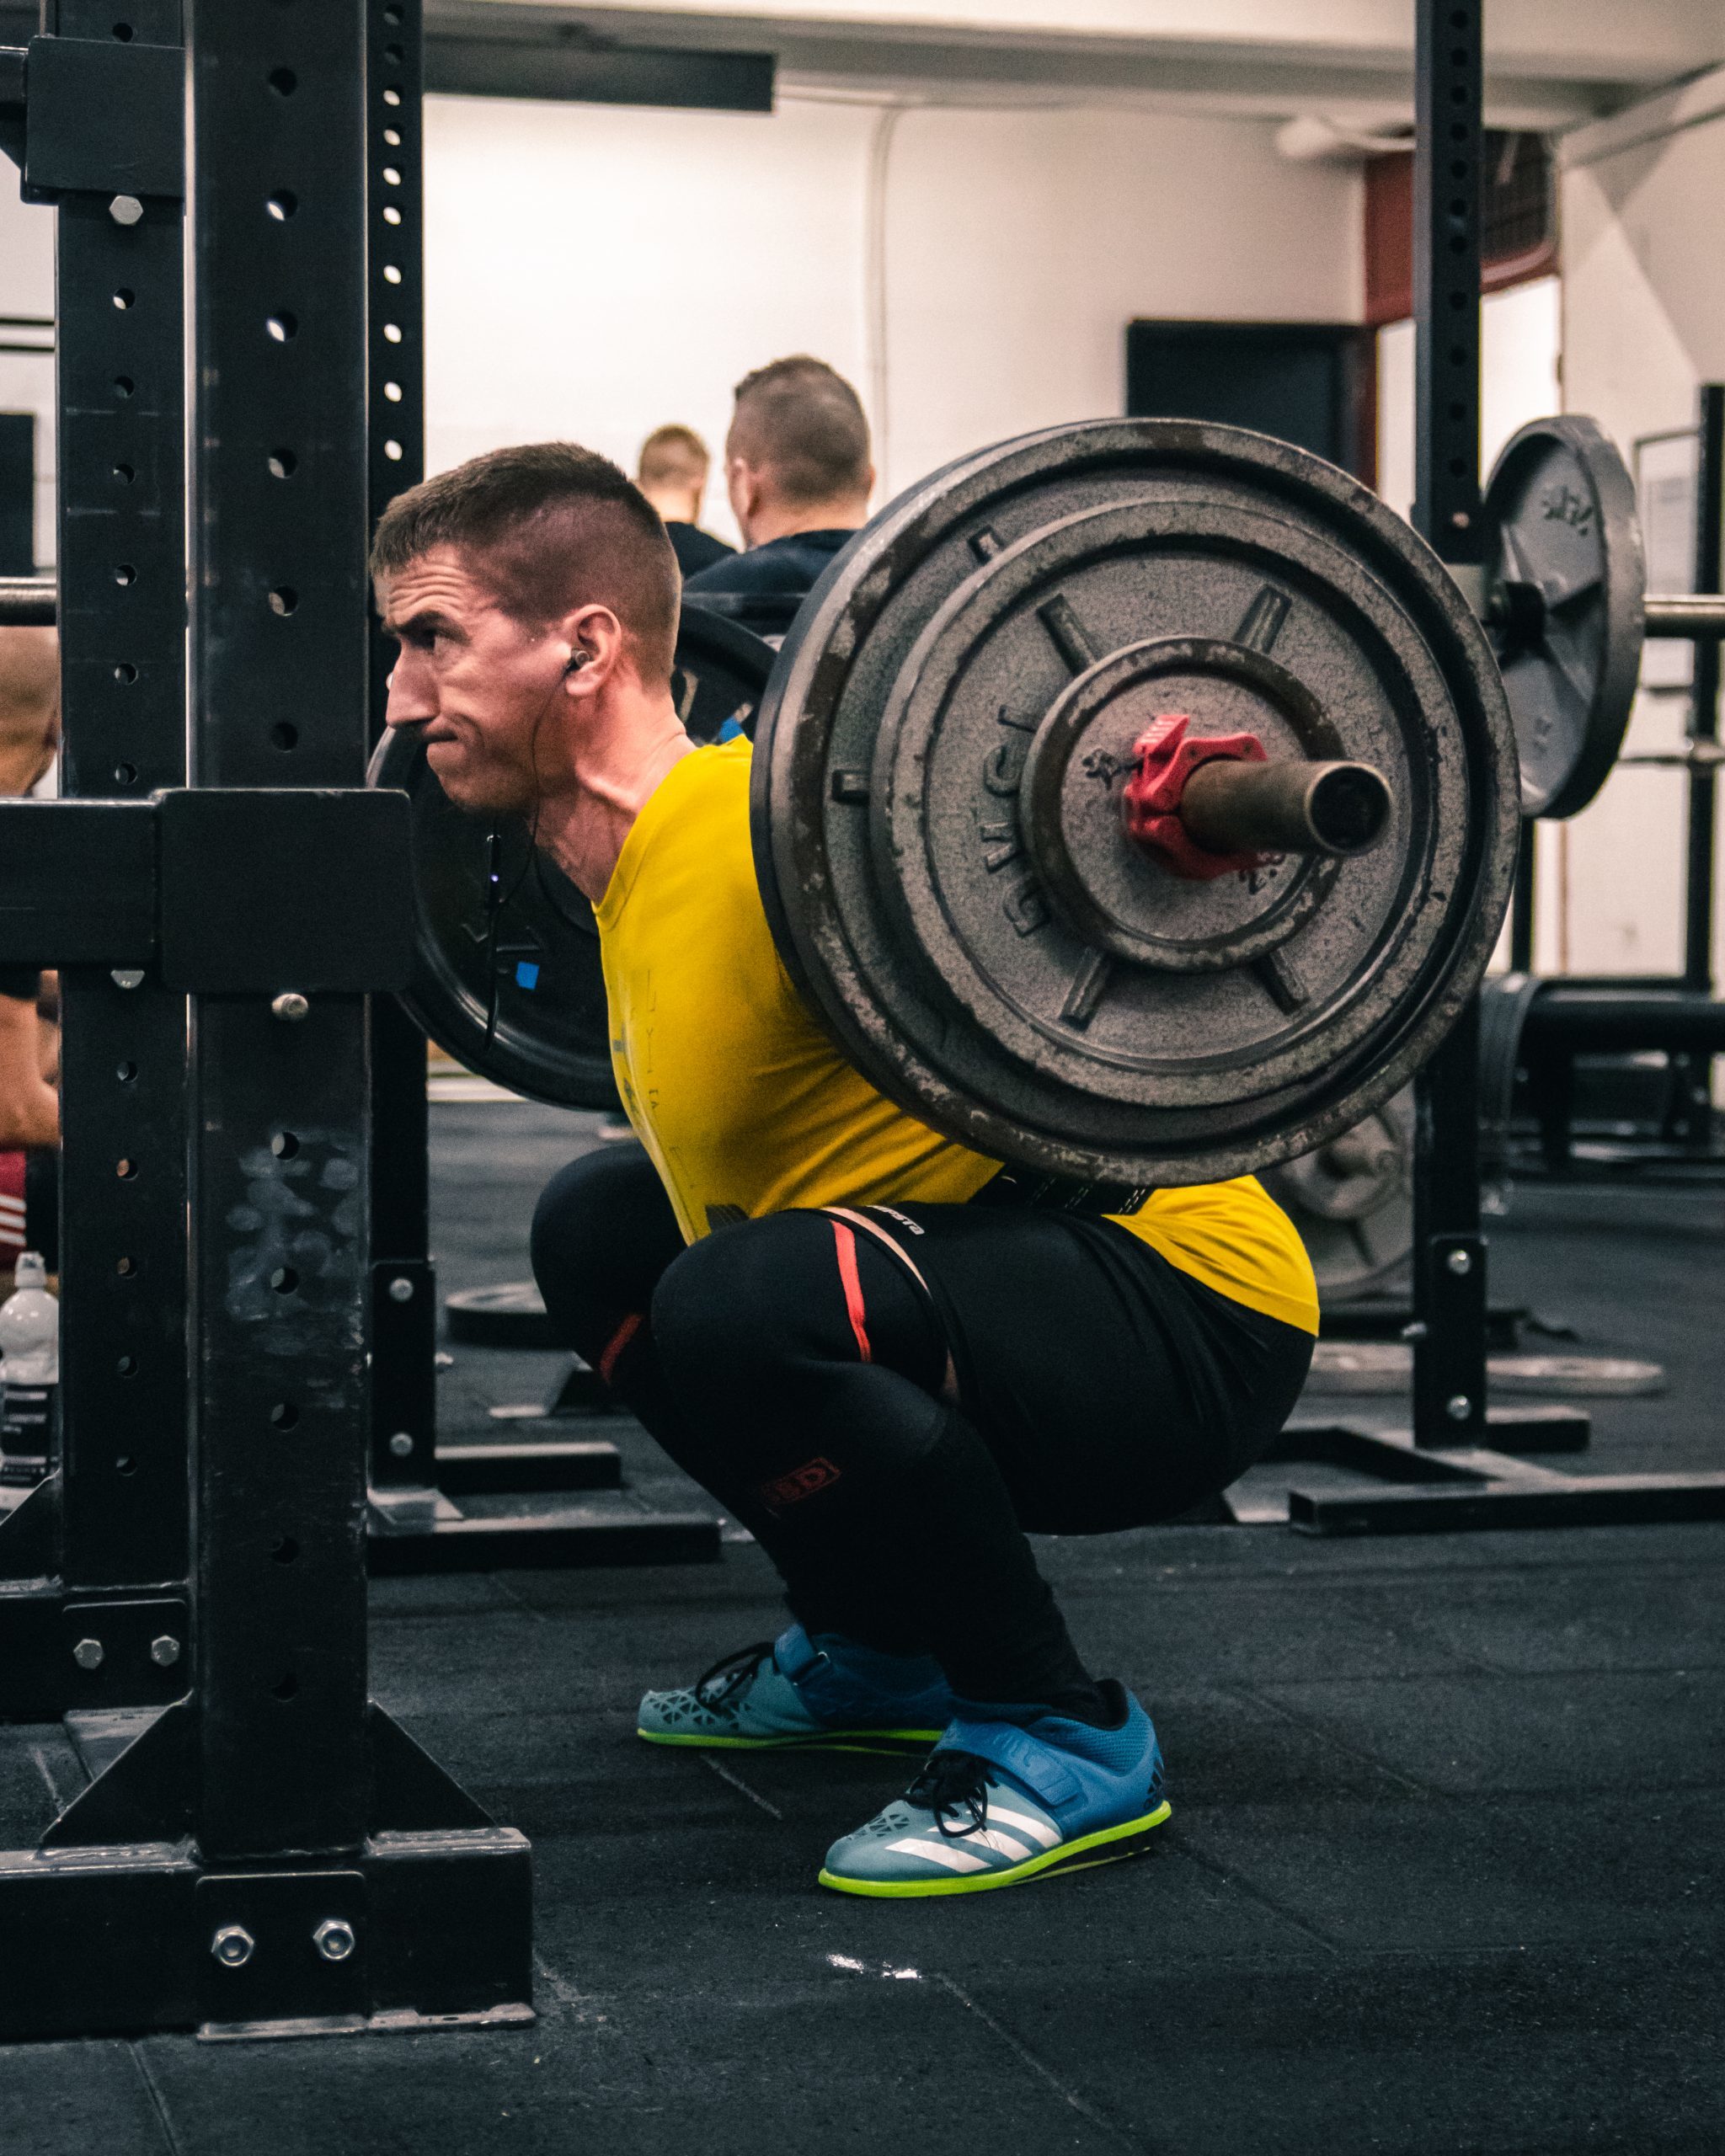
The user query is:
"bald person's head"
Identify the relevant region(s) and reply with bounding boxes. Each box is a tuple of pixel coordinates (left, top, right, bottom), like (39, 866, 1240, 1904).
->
(0, 628, 59, 798)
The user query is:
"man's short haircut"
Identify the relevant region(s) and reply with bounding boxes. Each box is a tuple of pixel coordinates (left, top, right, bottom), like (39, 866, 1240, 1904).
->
(729, 356, 871, 510)
(638, 424, 709, 490)
(370, 441, 680, 685)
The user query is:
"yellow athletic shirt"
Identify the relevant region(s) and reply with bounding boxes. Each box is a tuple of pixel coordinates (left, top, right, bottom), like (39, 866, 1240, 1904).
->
(595, 739, 1319, 1336)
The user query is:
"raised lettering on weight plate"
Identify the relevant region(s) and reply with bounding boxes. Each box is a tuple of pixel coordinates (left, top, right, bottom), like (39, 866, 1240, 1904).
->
(983, 705, 1039, 796)
(1541, 482, 1594, 536)
(977, 819, 1023, 873)
(1005, 879, 1051, 937)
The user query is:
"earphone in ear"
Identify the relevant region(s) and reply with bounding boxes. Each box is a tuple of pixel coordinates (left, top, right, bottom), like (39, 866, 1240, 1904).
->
(563, 650, 591, 675)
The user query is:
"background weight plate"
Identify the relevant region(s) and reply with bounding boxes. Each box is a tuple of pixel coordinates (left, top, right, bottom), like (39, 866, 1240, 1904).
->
(1260, 1088, 1413, 1301)
(753, 419, 1517, 1187)
(372, 606, 774, 1107)
(1482, 415, 1645, 820)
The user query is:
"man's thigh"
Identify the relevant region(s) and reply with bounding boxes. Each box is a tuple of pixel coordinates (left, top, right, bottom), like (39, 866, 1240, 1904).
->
(531, 1145, 683, 1342)
(826, 1201, 1305, 1532)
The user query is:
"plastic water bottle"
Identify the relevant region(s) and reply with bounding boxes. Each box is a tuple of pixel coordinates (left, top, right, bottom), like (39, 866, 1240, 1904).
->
(0, 1251, 58, 1489)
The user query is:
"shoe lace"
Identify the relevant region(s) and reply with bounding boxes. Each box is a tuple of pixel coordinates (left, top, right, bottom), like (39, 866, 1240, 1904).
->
(693, 1641, 774, 1710)
(905, 1749, 991, 1840)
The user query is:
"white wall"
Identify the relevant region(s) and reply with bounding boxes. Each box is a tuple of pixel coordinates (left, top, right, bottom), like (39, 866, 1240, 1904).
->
(1375, 275, 1562, 527)
(0, 181, 57, 569)
(425, 94, 874, 538)
(1556, 67, 1725, 981)
(874, 104, 1361, 492)
(424, 91, 1362, 537)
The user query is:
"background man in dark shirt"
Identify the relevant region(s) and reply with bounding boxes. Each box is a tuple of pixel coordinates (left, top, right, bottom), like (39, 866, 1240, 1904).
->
(682, 356, 874, 639)
(635, 424, 734, 581)
(0, 628, 61, 1269)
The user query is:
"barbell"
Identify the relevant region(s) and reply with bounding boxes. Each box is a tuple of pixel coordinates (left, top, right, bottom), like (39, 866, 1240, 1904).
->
(8, 420, 1531, 1189)
(8, 411, 1712, 1203)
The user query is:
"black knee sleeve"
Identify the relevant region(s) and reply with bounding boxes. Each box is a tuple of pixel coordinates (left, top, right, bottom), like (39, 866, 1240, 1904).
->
(530, 1146, 682, 1361)
(652, 1213, 943, 1399)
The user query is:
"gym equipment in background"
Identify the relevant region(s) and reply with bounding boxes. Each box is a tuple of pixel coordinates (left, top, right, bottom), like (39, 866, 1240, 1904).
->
(1261, 1091, 1414, 1303)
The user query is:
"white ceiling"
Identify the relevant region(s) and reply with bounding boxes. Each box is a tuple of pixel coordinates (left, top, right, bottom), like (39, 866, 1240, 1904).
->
(428, 0, 1725, 126)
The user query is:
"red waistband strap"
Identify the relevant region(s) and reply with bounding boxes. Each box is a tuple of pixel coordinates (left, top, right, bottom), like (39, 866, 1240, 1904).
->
(597, 1310, 644, 1386)
(830, 1220, 872, 1364)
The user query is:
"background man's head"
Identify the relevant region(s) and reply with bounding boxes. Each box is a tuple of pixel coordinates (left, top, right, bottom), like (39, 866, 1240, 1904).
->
(636, 424, 711, 529)
(724, 356, 874, 547)
(0, 628, 59, 798)
(371, 441, 679, 814)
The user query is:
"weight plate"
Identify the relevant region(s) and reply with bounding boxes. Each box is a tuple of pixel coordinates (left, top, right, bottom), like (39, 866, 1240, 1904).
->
(1260, 1088, 1413, 1300)
(675, 601, 777, 743)
(752, 419, 1517, 1187)
(1482, 415, 1645, 820)
(444, 1282, 556, 1349)
(1305, 1341, 1665, 1398)
(371, 607, 775, 1108)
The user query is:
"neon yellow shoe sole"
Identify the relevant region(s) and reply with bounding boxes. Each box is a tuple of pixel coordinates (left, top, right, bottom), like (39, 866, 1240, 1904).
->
(817, 1799, 1172, 1897)
(638, 1725, 943, 1757)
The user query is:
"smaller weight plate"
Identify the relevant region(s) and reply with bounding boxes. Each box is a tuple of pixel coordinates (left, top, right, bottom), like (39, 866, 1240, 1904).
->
(1482, 416, 1646, 820)
(371, 608, 775, 1108)
(445, 1283, 556, 1349)
(1261, 1088, 1413, 1301)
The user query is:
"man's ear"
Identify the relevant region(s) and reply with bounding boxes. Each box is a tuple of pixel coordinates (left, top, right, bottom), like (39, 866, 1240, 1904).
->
(726, 456, 761, 541)
(557, 604, 626, 693)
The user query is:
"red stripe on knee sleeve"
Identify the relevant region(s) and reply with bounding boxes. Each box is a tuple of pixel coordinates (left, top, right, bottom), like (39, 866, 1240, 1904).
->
(831, 1221, 872, 1364)
(597, 1310, 644, 1386)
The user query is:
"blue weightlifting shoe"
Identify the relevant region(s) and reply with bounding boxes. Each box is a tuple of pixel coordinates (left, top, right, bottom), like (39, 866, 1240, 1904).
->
(637, 1623, 953, 1755)
(818, 1681, 1170, 1897)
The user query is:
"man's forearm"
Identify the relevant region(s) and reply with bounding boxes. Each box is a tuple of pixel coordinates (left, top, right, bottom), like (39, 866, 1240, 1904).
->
(0, 1081, 58, 1150)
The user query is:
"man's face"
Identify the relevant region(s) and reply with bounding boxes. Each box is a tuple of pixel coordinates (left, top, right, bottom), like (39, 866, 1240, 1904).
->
(378, 546, 565, 816)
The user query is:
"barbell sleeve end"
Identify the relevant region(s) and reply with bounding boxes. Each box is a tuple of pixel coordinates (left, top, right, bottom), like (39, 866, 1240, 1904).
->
(1178, 757, 1394, 862)
(1642, 593, 1725, 640)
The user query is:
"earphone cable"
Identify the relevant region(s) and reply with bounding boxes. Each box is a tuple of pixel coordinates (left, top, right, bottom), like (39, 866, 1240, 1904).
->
(483, 648, 577, 1046)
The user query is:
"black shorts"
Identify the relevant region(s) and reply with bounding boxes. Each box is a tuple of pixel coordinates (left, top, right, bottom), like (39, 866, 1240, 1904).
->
(531, 1149, 1313, 1533)
(820, 1199, 1311, 1531)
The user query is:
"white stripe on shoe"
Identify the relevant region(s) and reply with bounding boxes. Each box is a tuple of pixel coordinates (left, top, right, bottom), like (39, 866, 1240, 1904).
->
(884, 1838, 992, 1874)
(985, 1804, 1061, 1849)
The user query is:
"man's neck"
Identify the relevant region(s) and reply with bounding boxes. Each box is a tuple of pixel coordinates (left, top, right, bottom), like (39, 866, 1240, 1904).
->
(536, 692, 695, 905)
(641, 484, 700, 526)
(742, 500, 866, 547)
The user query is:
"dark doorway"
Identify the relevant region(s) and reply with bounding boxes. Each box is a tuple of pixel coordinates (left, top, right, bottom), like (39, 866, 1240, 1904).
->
(0, 414, 35, 574)
(1124, 321, 1374, 483)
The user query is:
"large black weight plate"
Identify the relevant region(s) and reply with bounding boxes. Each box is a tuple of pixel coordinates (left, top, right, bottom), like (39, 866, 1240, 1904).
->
(371, 607, 774, 1107)
(752, 419, 1517, 1187)
(675, 600, 777, 743)
(1482, 415, 1644, 820)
